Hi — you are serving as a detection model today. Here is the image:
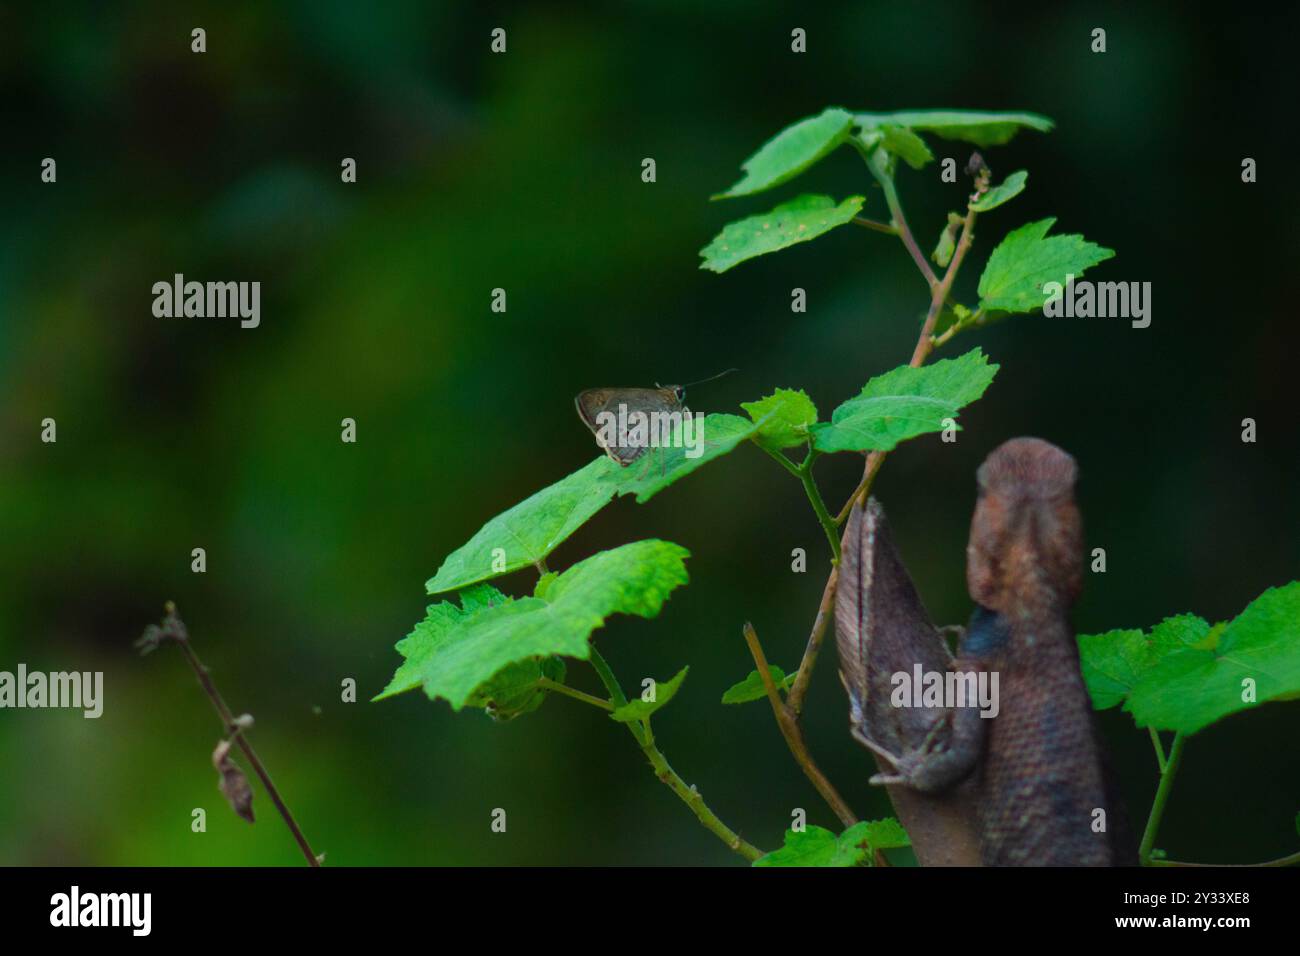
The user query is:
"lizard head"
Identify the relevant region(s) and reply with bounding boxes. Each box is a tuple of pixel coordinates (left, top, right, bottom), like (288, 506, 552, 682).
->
(966, 437, 1083, 614)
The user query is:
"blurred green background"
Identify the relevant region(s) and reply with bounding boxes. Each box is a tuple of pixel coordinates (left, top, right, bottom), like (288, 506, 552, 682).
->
(1, 1, 1296, 865)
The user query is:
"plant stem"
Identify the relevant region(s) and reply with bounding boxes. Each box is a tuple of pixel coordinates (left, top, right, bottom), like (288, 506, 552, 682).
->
(853, 216, 899, 235)
(156, 606, 320, 867)
(635, 726, 763, 862)
(538, 677, 614, 711)
(768, 154, 988, 799)
(1139, 731, 1186, 864)
(1147, 727, 1167, 773)
(909, 204, 980, 368)
(586, 646, 762, 862)
(835, 178, 986, 521)
(858, 144, 939, 291)
(931, 308, 984, 351)
(785, 566, 838, 716)
(757, 443, 802, 479)
(587, 645, 630, 709)
(798, 452, 841, 564)
(744, 623, 859, 830)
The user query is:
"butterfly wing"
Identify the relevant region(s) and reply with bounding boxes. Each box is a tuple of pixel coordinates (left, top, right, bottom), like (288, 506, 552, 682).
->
(575, 388, 680, 466)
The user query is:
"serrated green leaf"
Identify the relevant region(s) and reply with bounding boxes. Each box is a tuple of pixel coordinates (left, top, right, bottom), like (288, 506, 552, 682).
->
(610, 666, 689, 723)
(977, 217, 1115, 314)
(740, 389, 819, 450)
(880, 125, 934, 169)
(1078, 628, 1155, 711)
(715, 107, 854, 198)
(1078, 582, 1300, 734)
(375, 584, 512, 701)
(856, 110, 1054, 147)
(425, 456, 624, 594)
(721, 665, 793, 704)
(611, 412, 761, 502)
(809, 348, 998, 453)
(700, 194, 864, 273)
(755, 826, 841, 866)
(854, 817, 911, 853)
(1149, 614, 1215, 652)
(754, 819, 909, 867)
(467, 656, 566, 721)
(970, 170, 1027, 212)
(377, 540, 690, 709)
(424, 409, 765, 595)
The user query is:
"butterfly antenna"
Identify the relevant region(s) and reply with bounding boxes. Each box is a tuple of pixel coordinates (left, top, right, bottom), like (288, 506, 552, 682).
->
(681, 367, 740, 389)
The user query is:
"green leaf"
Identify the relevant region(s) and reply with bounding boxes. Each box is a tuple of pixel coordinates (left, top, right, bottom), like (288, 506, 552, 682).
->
(610, 666, 689, 723)
(1128, 585, 1300, 734)
(425, 456, 624, 594)
(466, 656, 566, 721)
(755, 826, 840, 866)
(612, 412, 761, 503)
(853, 817, 911, 854)
(880, 125, 934, 169)
(1078, 582, 1300, 734)
(715, 107, 854, 199)
(970, 170, 1028, 212)
(856, 110, 1054, 147)
(931, 212, 963, 268)
(1078, 628, 1154, 711)
(375, 583, 512, 701)
(376, 540, 690, 709)
(740, 388, 819, 450)
(429, 409, 756, 596)
(754, 819, 909, 867)
(810, 348, 998, 453)
(700, 194, 864, 273)
(977, 217, 1115, 314)
(721, 665, 793, 704)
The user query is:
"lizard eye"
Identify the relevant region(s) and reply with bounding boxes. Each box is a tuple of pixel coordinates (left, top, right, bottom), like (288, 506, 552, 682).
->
(674, 386, 686, 403)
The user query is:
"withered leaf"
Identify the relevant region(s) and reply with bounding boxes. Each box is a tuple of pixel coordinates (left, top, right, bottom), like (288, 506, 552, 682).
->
(212, 739, 255, 824)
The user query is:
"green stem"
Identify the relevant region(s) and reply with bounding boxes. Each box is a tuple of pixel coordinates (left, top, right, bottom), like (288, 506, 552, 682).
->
(757, 444, 839, 563)
(931, 308, 984, 351)
(853, 216, 899, 235)
(586, 646, 762, 862)
(587, 645, 629, 709)
(1147, 727, 1167, 773)
(757, 443, 802, 479)
(798, 451, 841, 564)
(636, 728, 763, 862)
(1139, 731, 1186, 863)
(538, 677, 613, 711)
(857, 144, 939, 291)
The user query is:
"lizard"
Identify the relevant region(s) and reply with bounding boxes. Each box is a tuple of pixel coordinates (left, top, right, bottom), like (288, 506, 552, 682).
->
(839, 437, 1134, 865)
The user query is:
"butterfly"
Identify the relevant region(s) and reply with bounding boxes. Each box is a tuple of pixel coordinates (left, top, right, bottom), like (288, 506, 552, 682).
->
(574, 386, 687, 466)
(574, 370, 737, 473)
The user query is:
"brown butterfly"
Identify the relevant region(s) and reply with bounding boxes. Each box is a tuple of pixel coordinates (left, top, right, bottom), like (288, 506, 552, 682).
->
(574, 370, 736, 467)
(574, 386, 686, 466)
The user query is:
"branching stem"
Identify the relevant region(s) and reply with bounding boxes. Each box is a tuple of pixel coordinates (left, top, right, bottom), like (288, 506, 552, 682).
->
(743, 623, 858, 830)
(144, 604, 320, 867)
(1139, 731, 1185, 864)
(586, 646, 762, 861)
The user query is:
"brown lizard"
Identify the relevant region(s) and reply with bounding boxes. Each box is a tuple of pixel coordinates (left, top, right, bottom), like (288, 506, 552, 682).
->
(839, 437, 1134, 865)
